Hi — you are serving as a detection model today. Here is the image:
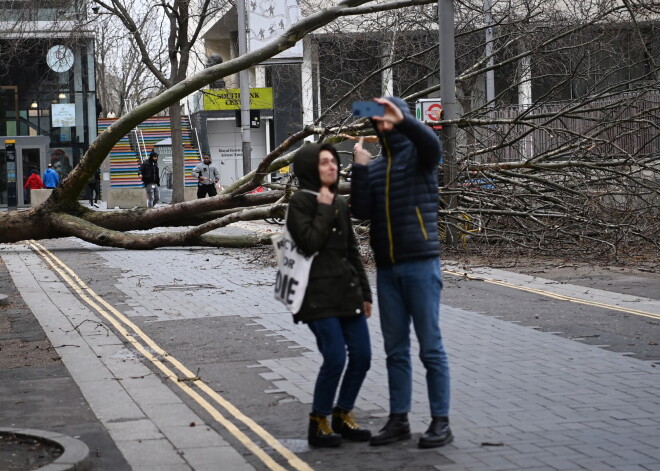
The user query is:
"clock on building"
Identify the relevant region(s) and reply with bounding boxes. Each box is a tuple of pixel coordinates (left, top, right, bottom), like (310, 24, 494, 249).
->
(46, 45, 74, 73)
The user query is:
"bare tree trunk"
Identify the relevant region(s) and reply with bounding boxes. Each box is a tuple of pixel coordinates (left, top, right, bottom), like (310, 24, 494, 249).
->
(170, 104, 185, 203)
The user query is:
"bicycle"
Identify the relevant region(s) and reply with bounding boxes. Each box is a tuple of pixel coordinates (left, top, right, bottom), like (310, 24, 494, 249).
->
(262, 173, 294, 225)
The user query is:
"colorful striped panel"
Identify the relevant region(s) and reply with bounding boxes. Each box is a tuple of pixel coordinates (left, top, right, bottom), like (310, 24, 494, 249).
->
(98, 117, 200, 188)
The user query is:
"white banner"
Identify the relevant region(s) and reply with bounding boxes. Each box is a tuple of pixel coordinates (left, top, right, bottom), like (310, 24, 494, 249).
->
(52, 103, 76, 127)
(248, 0, 302, 62)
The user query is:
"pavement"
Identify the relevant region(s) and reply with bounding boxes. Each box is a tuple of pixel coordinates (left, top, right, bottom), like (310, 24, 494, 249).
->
(1, 213, 660, 471)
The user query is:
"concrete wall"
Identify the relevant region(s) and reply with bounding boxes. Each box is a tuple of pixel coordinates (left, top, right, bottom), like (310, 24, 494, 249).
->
(183, 187, 198, 202)
(107, 188, 198, 209)
(106, 189, 146, 209)
(30, 189, 53, 207)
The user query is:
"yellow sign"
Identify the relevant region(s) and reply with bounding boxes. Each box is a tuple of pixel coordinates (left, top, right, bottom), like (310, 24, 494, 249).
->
(204, 88, 273, 110)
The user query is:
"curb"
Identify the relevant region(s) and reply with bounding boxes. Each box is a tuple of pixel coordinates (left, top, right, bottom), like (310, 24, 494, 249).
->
(0, 428, 90, 471)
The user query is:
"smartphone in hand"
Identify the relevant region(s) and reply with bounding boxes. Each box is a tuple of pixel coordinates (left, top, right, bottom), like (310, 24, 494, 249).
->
(352, 101, 385, 117)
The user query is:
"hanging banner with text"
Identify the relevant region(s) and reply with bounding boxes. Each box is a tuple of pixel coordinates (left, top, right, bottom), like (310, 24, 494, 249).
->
(203, 88, 273, 111)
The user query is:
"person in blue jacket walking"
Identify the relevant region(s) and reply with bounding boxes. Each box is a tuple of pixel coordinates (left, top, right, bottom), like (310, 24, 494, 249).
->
(351, 97, 452, 449)
(42, 164, 60, 189)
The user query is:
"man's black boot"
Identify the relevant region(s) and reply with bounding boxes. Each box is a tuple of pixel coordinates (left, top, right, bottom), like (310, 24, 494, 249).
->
(308, 413, 342, 447)
(331, 406, 371, 441)
(418, 416, 453, 448)
(369, 413, 411, 446)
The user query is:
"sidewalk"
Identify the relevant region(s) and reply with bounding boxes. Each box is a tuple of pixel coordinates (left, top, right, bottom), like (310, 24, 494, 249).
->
(1, 233, 660, 471)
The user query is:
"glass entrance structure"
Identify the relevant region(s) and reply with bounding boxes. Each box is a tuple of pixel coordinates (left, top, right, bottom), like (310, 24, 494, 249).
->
(0, 4, 97, 208)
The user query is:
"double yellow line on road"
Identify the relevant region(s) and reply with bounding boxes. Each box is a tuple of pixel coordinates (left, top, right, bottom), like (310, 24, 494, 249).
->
(444, 268, 660, 321)
(27, 240, 313, 471)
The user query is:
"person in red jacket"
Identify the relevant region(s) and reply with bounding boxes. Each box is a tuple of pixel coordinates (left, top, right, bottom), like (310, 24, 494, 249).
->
(24, 168, 45, 205)
(24, 168, 45, 190)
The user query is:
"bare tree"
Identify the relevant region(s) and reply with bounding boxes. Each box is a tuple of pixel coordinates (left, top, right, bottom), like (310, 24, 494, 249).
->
(91, 0, 219, 202)
(0, 0, 395, 246)
(94, 12, 162, 117)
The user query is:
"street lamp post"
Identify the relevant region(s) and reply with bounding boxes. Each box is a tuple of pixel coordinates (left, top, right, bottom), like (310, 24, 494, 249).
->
(237, 0, 252, 176)
(438, 0, 458, 244)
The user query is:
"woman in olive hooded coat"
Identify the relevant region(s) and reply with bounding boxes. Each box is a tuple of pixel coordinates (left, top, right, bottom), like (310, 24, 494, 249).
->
(286, 143, 373, 447)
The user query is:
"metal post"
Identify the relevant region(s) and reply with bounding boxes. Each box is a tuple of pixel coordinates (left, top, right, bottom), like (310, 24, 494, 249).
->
(4, 140, 17, 210)
(484, 0, 494, 106)
(438, 0, 458, 244)
(301, 37, 315, 142)
(237, 0, 251, 175)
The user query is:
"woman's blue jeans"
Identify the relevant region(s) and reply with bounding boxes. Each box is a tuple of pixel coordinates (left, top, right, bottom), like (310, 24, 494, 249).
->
(308, 314, 371, 416)
(376, 257, 450, 417)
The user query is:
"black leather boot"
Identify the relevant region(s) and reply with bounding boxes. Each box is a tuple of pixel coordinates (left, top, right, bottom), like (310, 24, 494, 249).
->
(331, 406, 371, 441)
(369, 413, 411, 446)
(308, 413, 342, 447)
(418, 416, 453, 448)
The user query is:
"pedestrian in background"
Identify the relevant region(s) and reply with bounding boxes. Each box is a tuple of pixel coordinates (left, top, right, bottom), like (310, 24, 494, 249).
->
(24, 167, 45, 204)
(192, 153, 220, 198)
(287, 143, 373, 448)
(24, 168, 45, 191)
(43, 164, 60, 189)
(351, 97, 453, 449)
(138, 150, 160, 208)
(87, 169, 100, 207)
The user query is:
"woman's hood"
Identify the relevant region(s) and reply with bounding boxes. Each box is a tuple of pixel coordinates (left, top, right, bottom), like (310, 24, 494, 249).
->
(293, 143, 322, 191)
(293, 143, 341, 192)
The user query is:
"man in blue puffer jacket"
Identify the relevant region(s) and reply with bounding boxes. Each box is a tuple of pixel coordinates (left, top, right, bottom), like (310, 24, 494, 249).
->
(351, 97, 452, 449)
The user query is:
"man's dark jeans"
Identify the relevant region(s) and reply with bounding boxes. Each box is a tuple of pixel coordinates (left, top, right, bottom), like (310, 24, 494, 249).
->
(197, 184, 217, 199)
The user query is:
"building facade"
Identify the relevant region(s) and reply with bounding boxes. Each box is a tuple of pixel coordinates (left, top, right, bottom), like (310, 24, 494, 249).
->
(0, 1, 97, 207)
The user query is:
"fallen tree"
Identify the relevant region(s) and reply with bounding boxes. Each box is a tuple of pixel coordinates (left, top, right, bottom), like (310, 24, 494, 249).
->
(0, 0, 657, 261)
(0, 0, 383, 247)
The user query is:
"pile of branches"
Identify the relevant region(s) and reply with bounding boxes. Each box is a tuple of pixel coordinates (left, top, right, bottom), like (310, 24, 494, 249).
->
(438, 93, 660, 259)
(442, 162, 659, 258)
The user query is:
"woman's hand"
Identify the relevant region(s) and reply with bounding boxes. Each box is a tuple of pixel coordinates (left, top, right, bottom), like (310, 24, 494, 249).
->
(353, 137, 372, 165)
(317, 186, 334, 205)
(363, 301, 372, 318)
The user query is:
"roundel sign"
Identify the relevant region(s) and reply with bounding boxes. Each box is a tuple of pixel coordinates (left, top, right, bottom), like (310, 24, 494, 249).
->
(415, 99, 443, 129)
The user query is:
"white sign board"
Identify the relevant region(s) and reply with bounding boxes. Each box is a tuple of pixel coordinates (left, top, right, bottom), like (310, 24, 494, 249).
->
(52, 103, 76, 127)
(248, 0, 302, 62)
(415, 99, 442, 129)
(218, 147, 243, 161)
